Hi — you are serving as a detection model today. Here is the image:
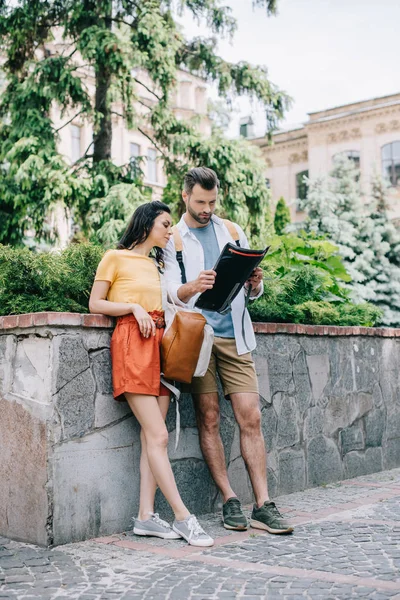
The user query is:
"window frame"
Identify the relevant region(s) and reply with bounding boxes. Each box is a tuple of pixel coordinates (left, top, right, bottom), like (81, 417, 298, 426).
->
(381, 141, 400, 187)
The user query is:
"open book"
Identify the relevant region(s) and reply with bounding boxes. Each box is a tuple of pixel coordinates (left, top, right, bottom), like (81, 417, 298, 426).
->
(195, 242, 269, 313)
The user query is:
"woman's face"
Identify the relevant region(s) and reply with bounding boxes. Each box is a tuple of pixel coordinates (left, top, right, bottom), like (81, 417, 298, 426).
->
(148, 211, 173, 248)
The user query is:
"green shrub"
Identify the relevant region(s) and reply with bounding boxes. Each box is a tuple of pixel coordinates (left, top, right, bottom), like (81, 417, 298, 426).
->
(0, 243, 103, 315)
(248, 233, 383, 327)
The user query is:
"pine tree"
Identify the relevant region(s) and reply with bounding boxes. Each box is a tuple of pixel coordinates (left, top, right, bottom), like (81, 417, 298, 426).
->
(274, 196, 291, 235)
(0, 0, 289, 245)
(302, 155, 400, 325)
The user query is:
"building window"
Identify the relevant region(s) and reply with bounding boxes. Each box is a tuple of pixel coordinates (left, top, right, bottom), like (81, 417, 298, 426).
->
(147, 148, 157, 183)
(70, 125, 81, 163)
(130, 142, 140, 159)
(382, 141, 400, 187)
(296, 170, 309, 204)
(240, 123, 248, 138)
(334, 150, 360, 169)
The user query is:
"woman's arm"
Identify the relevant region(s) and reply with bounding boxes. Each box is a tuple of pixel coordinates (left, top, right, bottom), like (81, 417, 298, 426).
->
(89, 281, 156, 337)
(89, 281, 134, 316)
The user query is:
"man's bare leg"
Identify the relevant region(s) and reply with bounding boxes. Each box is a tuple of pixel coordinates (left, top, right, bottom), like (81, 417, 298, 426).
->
(192, 392, 236, 502)
(229, 392, 269, 507)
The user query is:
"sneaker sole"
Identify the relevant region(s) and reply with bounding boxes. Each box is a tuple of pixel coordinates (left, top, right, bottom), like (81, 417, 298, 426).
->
(223, 521, 248, 531)
(133, 527, 181, 540)
(249, 519, 294, 534)
(172, 525, 214, 547)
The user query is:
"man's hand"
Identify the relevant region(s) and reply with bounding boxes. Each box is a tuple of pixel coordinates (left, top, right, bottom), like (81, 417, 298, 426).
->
(245, 267, 263, 296)
(177, 269, 216, 303)
(193, 269, 216, 294)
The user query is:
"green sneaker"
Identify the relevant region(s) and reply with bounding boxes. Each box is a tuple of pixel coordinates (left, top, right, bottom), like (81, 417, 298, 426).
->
(250, 501, 293, 534)
(222, 497, 248, 530)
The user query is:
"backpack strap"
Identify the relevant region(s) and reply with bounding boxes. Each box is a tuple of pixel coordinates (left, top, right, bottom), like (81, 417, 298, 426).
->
(223, 219, 240, 246)
(172, 225, 187, 284)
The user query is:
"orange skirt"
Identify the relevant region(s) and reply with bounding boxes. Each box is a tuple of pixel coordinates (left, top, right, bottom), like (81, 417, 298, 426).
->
(110, 311, 169, 401)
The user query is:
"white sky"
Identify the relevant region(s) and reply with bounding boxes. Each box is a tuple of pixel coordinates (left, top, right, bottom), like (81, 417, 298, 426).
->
(179, 0, 400, 137)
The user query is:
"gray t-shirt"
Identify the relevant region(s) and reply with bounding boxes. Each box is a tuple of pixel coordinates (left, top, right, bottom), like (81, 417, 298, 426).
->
(189, 221, 235, 338)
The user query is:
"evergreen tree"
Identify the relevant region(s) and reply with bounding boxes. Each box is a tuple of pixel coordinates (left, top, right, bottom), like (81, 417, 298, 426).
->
(302, 155, 400, 325)
(274, 196, 290, 235)
(0, 0, 289, 245)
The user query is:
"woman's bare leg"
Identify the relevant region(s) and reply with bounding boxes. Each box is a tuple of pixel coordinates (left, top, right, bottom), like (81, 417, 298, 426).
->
(138, 394, 170, 520)
(126, 393, 189, 521)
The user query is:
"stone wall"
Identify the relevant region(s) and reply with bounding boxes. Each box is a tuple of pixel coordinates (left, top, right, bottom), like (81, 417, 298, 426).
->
(1, 314, 400, 546)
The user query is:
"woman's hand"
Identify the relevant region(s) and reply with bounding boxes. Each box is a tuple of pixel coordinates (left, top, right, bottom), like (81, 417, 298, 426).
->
(131, 304, 156, 338)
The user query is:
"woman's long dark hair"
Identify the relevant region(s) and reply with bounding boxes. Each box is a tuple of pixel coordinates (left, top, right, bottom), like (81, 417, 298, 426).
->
(117, 201, 171, 266)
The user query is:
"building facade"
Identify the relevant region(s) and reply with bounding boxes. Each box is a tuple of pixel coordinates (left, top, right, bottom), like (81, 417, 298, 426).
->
(251, 93, 400, 222)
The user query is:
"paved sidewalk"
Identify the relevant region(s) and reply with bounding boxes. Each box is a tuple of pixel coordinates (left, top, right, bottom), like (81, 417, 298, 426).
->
(1, 469, 400, 599)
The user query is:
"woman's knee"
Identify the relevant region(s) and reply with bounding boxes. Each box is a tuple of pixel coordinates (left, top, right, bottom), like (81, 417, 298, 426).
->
(145, 427, 169, 450)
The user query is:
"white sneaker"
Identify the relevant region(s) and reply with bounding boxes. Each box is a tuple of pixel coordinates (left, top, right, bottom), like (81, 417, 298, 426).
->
(133, 513, 181, 539)
(172, 514, 214, 547)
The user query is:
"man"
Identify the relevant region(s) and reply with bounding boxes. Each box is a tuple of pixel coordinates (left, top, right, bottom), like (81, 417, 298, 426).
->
(164, 167, 293, 534)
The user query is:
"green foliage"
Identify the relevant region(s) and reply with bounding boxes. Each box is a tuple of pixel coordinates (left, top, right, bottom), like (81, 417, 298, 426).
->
(163, 132, 273, 240)
(0, 0, 290, 246)
(248, 233, 382, 326)
(0, 243, 104, 315)
(273, 196, 290, 235)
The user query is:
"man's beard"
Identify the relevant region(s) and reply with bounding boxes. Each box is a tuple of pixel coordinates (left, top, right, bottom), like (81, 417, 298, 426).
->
(187, 202, 211, 225)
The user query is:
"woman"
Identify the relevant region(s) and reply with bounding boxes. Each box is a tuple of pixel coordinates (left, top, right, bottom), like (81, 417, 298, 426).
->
(89, 201, 213, 547)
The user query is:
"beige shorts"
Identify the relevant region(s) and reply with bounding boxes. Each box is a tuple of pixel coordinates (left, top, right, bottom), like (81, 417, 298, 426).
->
(187, 337, 259, 397)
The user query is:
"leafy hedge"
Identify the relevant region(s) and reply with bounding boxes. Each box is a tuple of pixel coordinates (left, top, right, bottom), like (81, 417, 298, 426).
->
(0, 243, 103, 314)
(0, 236, 383, 326)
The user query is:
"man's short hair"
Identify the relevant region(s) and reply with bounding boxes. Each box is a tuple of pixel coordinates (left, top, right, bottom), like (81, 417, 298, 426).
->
(184, 167, 220, 195)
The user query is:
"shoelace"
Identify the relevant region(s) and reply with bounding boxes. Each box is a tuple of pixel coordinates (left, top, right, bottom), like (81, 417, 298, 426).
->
(267, 502, 283, 518)
(186, 515, 205, 540)
(149, 512, 170, 528)
(226, 499, 243, 516)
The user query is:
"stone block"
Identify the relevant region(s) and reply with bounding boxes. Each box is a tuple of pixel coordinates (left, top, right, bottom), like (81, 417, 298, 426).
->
(166, 393, 197, 432)
(306, 354, 330, 402)
(0, 335, 16, 397)
(94, 394, 131, 429)
(155, 458, 215, 521)
(0, 397, 49, 545)
(52, 417, 140, 545)
(168, 427, 203, 461)
(253, 353, 271, 404)
(304, 406, 324, 440)
(274, 393, 300, 449)
(261, 404, 278, 451)
(227, 456, 253, 505)
(364, 409, 385, 448)
(344, 447, 383, 479)
(293, 350, 312, 414)
(386, 409, 400, 440)
(278, 449, 306, 495)
(56, 336, 90, 391)
(55, 368, 96, 440)
(90, 349, 112, 395)
(267, 467, 278, 499)
(11, 336, 52, 404)
(323, 392, 373, 436)
(267, 353, 293, 395)
(307, 435, 342, 486)
(339, 423, 364, 455)
(384, 439, 400, 470)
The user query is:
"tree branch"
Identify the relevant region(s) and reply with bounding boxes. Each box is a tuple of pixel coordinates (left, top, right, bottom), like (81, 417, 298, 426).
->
(138, 127, 167, 158)
(133, 77, 162, 102)
(55, 110, 85, 132)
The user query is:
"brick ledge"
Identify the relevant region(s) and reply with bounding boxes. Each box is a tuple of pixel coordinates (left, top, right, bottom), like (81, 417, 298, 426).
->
(0, 312, 400, 337)
(0, 312, 113, 330)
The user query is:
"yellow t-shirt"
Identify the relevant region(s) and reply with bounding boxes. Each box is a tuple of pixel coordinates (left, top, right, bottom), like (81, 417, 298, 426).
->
(94, 249, 162, 312)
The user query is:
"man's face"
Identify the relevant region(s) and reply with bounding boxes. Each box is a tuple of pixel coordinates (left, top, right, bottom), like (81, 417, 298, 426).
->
(183, 184, 218, 225)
